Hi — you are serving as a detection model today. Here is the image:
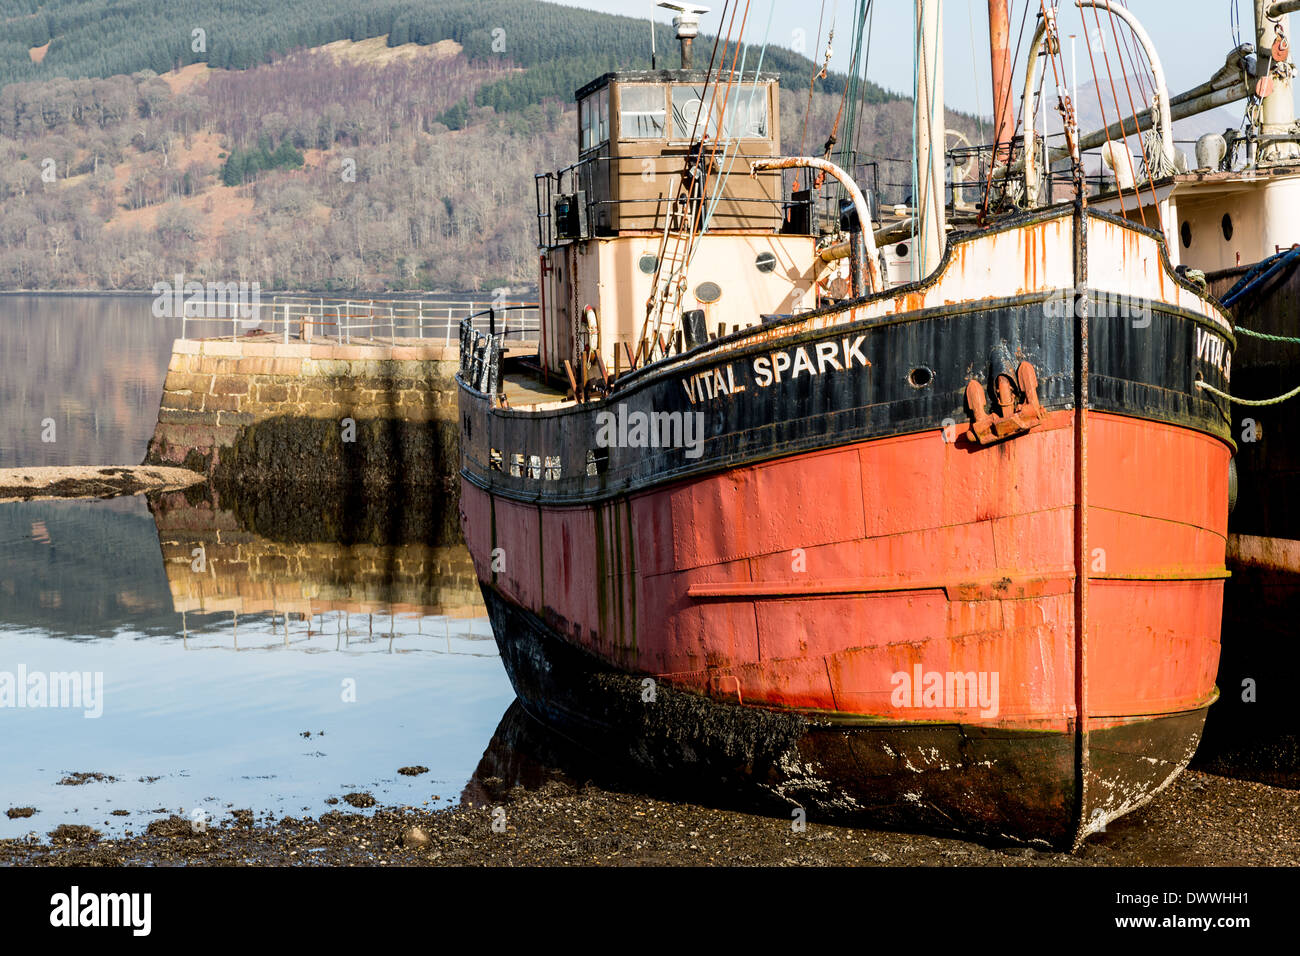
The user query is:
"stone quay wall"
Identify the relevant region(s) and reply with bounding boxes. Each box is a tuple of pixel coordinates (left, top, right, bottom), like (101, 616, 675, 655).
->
(144, 337, 461, 489)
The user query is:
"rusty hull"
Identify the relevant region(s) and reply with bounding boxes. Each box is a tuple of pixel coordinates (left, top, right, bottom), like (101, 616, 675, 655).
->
(459, 205, 1234, 848)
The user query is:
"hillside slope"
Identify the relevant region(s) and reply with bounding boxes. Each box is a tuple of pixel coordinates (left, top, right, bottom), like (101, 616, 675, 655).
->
(0, 0, 895, 105)
(0, 2, 969, 292)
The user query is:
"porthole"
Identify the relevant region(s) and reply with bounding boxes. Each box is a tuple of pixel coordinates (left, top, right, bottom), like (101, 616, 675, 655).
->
(1181, 221, 1192, 248)
(638, 253, 659, 274)
(896, 242, 909, 258)
(755, 251, 777, 273)
(908, 366, 935, 389)
(1222, 213, 1234, 241)
(695, 281, 722, 303)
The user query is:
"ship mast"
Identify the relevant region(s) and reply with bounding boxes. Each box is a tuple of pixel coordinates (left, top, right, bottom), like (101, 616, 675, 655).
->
(988, 0, 1014, 167)
(915, 0, 946, 277)
(1257, 0, 1300, 161)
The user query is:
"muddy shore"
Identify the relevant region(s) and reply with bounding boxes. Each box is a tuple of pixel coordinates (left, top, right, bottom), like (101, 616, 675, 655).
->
(3, 767, 1296, 867)
(0, 465, 204, 502)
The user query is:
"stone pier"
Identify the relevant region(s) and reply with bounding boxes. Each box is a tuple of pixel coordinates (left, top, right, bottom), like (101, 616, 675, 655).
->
(144, 336, 462, 491)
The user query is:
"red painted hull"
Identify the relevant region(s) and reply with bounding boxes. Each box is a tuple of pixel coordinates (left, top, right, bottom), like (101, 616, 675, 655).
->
(457, 206, 1234, 844)
(461, 410, 1227, 843)
(463, 410, 1225, 727)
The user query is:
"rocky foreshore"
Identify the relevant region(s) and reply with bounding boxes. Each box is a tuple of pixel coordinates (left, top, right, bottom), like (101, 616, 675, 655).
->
(3, 769, 1296, 867)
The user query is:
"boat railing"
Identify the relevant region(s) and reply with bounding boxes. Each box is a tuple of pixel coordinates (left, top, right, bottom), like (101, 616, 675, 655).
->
(941, 132, 1176, 214)
(179, 296, 540, 346)
(534, 153, 821, 247)
(459, 306, 536, 395)
(533, 152, 904, 246)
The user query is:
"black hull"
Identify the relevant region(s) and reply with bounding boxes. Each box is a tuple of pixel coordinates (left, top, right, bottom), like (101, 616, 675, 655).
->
(1204, 265, 1300, 781)
(463, 207, 1232, 509)
(1196, 557, 1300, 786)
(482, 584, 1207, 849)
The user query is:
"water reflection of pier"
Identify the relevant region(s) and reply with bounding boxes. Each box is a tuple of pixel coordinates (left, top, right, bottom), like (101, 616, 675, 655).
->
(148, 488, 491, 654)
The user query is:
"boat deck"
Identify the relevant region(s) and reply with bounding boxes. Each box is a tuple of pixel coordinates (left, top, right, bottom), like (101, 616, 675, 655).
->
(503, 366, 570, 409)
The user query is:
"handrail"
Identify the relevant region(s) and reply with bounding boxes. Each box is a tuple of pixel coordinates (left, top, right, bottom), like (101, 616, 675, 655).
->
(534, 151, 817, 247)
(181, 296, 540, 345)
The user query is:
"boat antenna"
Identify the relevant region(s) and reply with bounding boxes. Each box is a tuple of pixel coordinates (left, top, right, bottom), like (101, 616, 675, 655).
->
(658, 2, 712, 69)
(651, 2, 657, 69)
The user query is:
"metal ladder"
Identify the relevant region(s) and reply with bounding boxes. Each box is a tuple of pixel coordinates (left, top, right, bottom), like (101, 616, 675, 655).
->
(640, 144, 712, 360)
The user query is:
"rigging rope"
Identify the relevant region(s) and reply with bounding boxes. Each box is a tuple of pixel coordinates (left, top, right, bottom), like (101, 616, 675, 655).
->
(638, 0, 735, 352)
(849, 0, 875, 182)
(980, 0, 1033, 218)
(1086, 2, 1144, 225)
(1196, 380, 1300, 406)
(1103, 0, 1165, 234)
(1115, 1, 1153, 103)
(969, 0, 985, 148)
(1033, 0, 1080, 202)
(825, 0, 868, 200)
(795, 0, 831, 190)
(694, 0, 776, 250)
(1235, 327, 1300, 343)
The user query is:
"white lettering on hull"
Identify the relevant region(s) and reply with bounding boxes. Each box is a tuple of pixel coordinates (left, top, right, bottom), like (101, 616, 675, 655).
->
(685, 335, 871, 403)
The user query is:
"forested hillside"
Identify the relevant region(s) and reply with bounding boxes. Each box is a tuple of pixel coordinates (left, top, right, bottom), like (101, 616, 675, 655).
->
(0, 0, 893, 106)
(0, 1, 969, 292)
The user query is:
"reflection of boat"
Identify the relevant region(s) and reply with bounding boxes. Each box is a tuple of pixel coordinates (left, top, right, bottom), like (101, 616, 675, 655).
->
(141, 484, 494, 654)
(458, 5, 1232, 847)
(460, 701, 601, 808)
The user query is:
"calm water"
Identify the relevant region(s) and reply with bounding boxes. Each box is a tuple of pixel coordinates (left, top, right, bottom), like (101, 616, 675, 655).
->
(0, 295, 517, 839)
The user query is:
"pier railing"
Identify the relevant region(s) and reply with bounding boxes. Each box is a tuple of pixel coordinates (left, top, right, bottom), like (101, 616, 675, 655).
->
(180, 296, 540, 346)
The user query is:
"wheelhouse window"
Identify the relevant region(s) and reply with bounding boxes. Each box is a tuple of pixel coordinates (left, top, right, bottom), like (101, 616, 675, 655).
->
(671, 83, 769, 142)
(619, 85, 666, 139)
(580, 87, 610, 152)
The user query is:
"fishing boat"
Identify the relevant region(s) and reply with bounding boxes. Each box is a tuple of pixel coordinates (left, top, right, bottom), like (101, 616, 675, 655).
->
(1087, 0, 1300, 784)
(456, 1, 1233, 847)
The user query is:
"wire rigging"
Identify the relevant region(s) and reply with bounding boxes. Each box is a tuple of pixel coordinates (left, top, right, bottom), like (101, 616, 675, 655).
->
(979, 0, 1034, 219)
(1087, 1, 1146, 225)
(795, 0, 831, 189)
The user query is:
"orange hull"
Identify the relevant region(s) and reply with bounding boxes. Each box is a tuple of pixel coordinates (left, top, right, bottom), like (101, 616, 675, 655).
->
(457, 205, 1235, 844)
(462, 409, 1227, 732)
